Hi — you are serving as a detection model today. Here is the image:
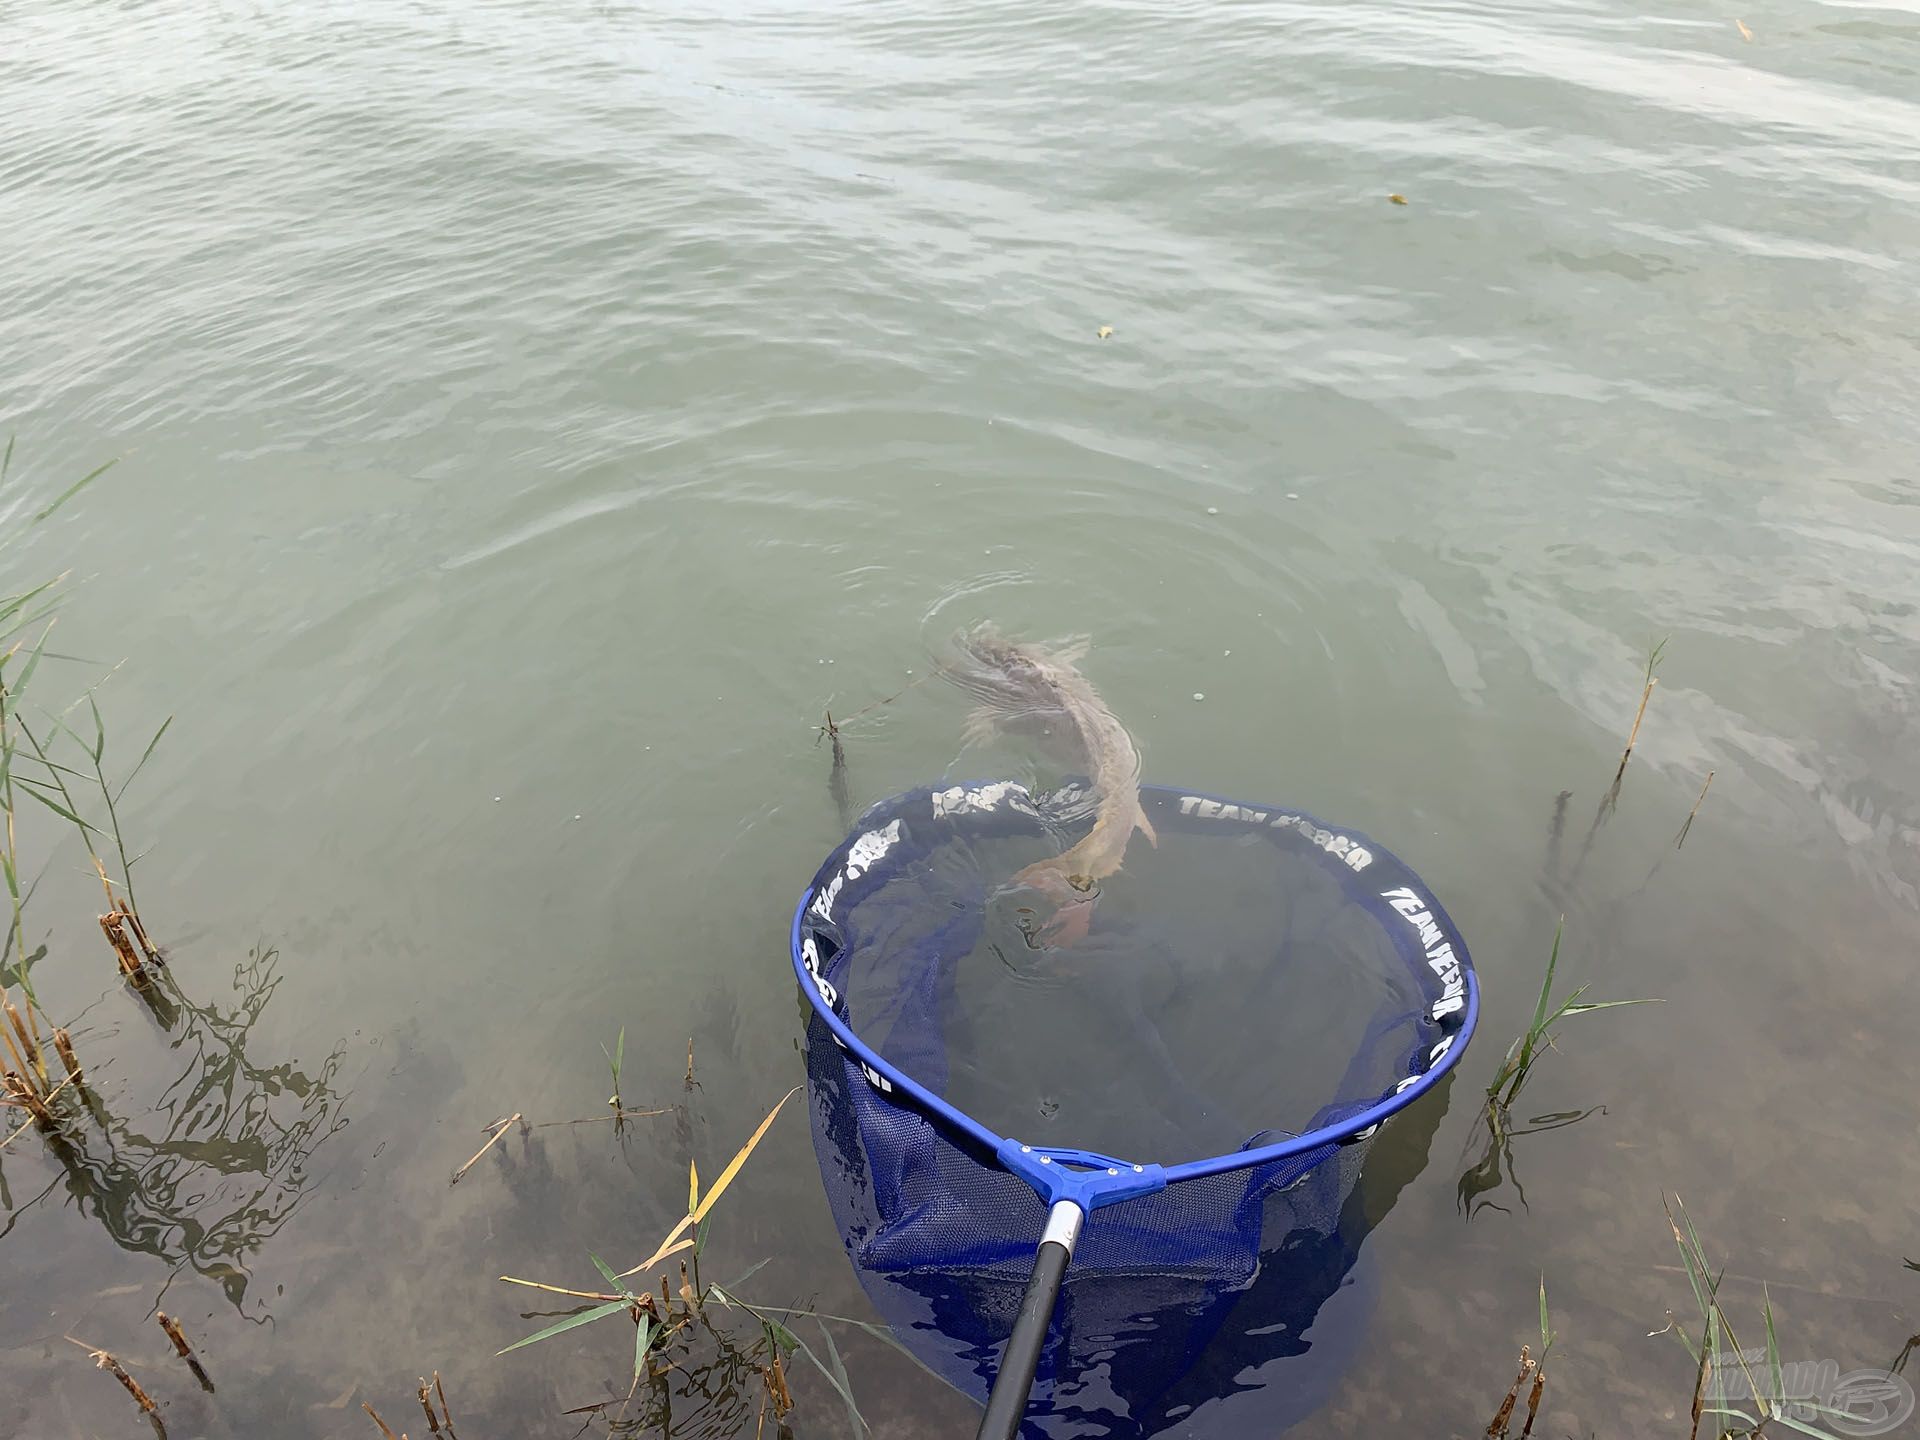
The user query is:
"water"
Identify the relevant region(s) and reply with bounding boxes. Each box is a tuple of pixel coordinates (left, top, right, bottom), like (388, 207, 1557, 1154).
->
(2, 0, 1916, 1435)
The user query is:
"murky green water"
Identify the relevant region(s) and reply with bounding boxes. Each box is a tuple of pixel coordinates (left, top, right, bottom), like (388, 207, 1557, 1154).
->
(4, 0, 1918, 1434)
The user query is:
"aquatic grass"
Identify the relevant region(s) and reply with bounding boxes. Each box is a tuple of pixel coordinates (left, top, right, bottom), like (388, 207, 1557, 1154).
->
(33, 695, 171, 968)
(0, 444, 164, 1002)
(1656, 1195, 1868, 1439)
(1558, 639, 1680, 896)
(1486, 919, 1659, 1116)
(1613, 635, 1669, 787)
(1485, 1280, 1551, 1439)
(490, 1085, 882, 1431)
(1489, 1205, 1884, 1439)
(1676, 770, 1716, 849)
(601, 1025, 625, 1113)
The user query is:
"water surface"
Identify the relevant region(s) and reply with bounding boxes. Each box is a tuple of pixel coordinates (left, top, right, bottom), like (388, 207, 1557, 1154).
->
(3, 1, 1918, 1435)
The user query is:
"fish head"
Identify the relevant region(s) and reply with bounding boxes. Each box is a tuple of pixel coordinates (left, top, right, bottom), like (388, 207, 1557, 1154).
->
(1005, 859, 1099, 948)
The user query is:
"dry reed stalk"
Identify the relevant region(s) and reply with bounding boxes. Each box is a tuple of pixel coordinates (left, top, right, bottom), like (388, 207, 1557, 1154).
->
(1518, 1365, 1546, 1438)
(417, 1381, 442, 1434)
(156, 1313, 213, 1391)
(449, 1113, 519, 1186)
(4, 997, 47, 1084)
(2, 1071, 72, 1138)
(685, 1036, 697, 1090)
(52, 1027, 81, 1082)
(4, 1069, 52, 1125)
(1612, 640, 1668, 783)
(67, 1337, 159, 1416)
(1612, 676, 1656, 783)
(362, 1402, 404, 1439)
(433, 1372, 454, 1436)
(767, 1349, 793, 1415)
(156, 1313, 193, 1359)
(100, 911, 144, 978)
(1676, 771, 1715, 849)
(124, 906, 162, 966)
(1486, 1345, 1534, 1438)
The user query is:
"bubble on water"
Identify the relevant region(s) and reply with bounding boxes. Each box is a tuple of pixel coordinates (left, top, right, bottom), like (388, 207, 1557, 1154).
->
(1206, 506, 1219, 515)
(1286, 492, 1300, 500)
(1193, 692, 1206, 702)
(1223, 649, 1232, 656)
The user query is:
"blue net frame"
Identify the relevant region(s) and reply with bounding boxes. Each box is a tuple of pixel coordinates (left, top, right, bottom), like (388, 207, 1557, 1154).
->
(792, 781, 1479, 1434)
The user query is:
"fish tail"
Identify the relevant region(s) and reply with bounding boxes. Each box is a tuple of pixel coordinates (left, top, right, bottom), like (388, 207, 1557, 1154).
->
(1135, 808, 1158, 848)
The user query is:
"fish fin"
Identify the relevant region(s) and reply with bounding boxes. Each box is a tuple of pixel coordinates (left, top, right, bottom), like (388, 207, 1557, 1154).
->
(1135, 810, 1159, 847)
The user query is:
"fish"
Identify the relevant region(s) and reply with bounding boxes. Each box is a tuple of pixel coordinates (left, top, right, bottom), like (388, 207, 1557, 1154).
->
(940, 625, 1156, 942)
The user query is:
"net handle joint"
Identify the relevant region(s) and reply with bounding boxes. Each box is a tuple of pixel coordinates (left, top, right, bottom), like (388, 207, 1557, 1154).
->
(994, 1140, 1167, 1212)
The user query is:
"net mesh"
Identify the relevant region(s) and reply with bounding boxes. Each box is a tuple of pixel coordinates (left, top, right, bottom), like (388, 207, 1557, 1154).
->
(796, 781, 1472, 1437)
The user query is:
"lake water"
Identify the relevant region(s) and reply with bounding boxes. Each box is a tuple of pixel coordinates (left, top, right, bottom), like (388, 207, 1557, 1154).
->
(3, 1, 1917, 1436)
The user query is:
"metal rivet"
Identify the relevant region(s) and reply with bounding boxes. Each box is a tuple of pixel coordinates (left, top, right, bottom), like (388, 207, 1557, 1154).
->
(1132, 1165, 1144, 1173)
(1107, 1168, 1119, 1176)
(1038, 1156, 1051, 1165)
(1021, 1146, 1031, 1153)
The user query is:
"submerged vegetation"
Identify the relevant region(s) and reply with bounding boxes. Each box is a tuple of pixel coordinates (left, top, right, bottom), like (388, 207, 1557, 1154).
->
(0, 441, 170, 1145)
(1483, 918, 1659, 1118)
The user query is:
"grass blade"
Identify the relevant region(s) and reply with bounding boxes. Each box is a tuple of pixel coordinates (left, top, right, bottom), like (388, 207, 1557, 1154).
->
(1764, 1286, 1785, 1414)
(15, 778, 98, 832)
(0, 577, 65, 639)
(115, 715, 172, 801)
(722, 1259, 772, 1292)
(1538, 1275, 1553, 1359)
(619, 1088, 798, 1279)
(495, 1299, 629, 1356)
(9, 621, 55, 704)
(691, 1087, 797, 1226)
(33, 458, 118, 524)
(1559, 998, 1661, 1016)
(633, 1311, 653, 1384)
(809, 1317, 869, 1435)
(589, 1251, 632, 1299)
(1527, 921, 1563, 1042)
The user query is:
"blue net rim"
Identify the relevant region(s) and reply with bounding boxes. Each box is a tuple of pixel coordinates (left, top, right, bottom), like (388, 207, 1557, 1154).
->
(791, 781, 1480, 1187)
